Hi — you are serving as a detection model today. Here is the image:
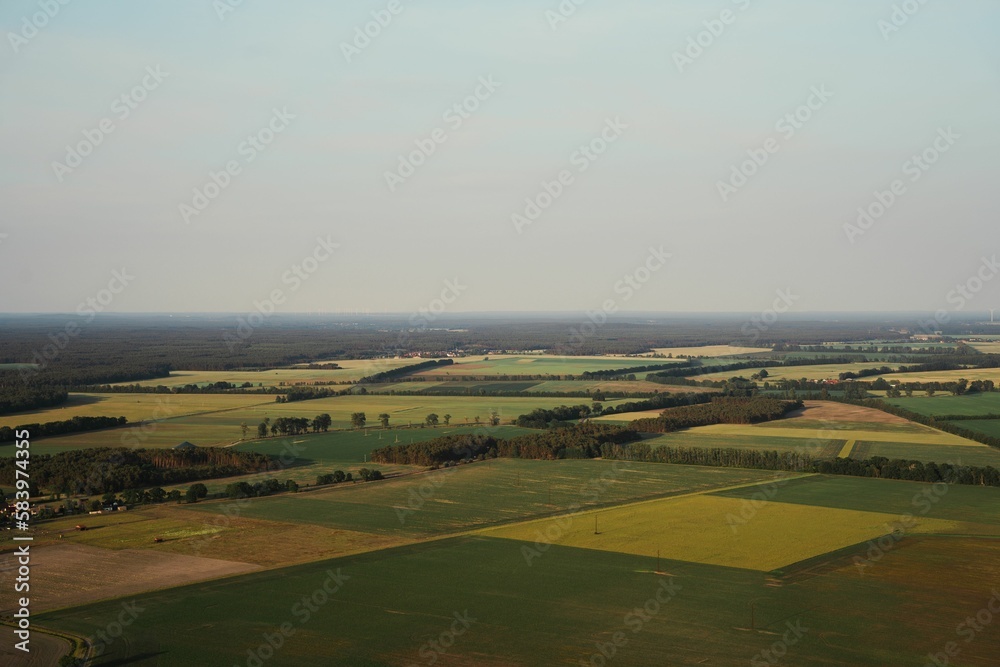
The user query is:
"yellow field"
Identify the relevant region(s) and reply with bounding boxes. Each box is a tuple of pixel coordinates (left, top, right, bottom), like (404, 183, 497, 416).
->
(0, 393, 272, 429)
(694, 362, 896, 382)
(968, 341, 1000, 354)
(681, 423, 983, 446)
(479, 494, 960, 571)
(109, 359, 427, 388)
(648, 345, 771, 357)
(876, 368, 1000, 385)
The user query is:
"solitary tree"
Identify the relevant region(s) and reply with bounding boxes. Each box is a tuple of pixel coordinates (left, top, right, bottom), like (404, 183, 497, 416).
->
(351, 412, 367, 429)
(257, 421, 268, 438)
(186, 483, 208, 503)
(240, 422, 249, 440)
(378, 413, 391, 428)
(443, 414, 452, 426)
(426, 413, 439, 427)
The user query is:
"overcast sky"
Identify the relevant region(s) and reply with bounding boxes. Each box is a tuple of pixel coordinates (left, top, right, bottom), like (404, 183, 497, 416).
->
(1, 0, 998, 316)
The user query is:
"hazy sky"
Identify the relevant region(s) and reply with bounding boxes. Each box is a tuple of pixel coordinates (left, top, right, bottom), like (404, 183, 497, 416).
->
(1, 0, 998, 316)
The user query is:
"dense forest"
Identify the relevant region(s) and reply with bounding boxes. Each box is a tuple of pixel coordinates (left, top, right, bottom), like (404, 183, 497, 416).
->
(629, 397, 802, 433)
(0, 446, 273, 495)
(370, 422, 641, 466)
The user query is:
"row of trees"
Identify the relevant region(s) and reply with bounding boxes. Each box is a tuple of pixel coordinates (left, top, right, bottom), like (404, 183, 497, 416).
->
(370, 423, 640, 467)
(0, 415, 128, 443)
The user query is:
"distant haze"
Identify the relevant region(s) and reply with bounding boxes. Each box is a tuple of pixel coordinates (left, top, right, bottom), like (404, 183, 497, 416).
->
(0, 0, 997, 315)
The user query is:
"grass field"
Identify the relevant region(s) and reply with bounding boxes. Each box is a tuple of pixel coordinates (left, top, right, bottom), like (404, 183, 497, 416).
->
(36, 531, 1000, 665)
(0, 393, 272, 429)
(479, 493, 958, 571)
(180, 459, 778, 538)
(886, 394, 1000, 417)
(3, 395, 608, 454)
(694, 362, 898, 382)
(947, 419, 1000, 439)
(712, 474, 1000, 526)
(877, 368, 1000, 384)
(850, 440, 1000, 467)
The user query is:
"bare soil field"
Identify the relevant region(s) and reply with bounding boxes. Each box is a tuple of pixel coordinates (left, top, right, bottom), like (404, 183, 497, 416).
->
(785, 400, 915, 425)
(0, 543, 259, 613)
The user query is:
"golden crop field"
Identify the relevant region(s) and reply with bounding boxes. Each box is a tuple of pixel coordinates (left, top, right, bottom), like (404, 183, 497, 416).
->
(676, 423, 982, 447)
(0, 392, 272, 429)
(876, 368, 1000, 384)
(694, 362, 897, 382)
(479, 494, 960, 572)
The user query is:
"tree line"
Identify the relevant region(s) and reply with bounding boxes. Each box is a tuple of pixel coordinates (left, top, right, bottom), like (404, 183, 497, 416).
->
(0, 446, 273, 495)
(370, 423, 640, 466)
(0, 415, 128, 443)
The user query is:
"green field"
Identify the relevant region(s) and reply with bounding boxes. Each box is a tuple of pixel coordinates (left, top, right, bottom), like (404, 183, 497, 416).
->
(37, 530, 1000, 665)
(886, 394, 1000, 418)
(712, 474, 1000, 526)
(5, 394, 613, 453)
(948, 419, 1000, 439)
(0, 393, 272, 429)
(850, 440, 1000, 467)
(182, 459, 778, 538)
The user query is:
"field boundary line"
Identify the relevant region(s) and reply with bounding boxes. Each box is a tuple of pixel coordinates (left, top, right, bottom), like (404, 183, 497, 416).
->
(838, 440, 855, 458)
